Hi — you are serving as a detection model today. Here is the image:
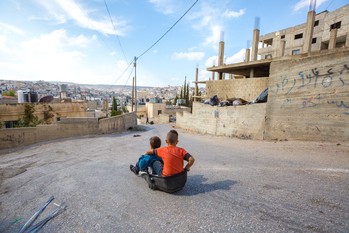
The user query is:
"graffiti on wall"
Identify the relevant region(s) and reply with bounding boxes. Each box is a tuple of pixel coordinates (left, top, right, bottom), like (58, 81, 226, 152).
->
(269, 64, 349, 115)
(0, 133, 25, 145)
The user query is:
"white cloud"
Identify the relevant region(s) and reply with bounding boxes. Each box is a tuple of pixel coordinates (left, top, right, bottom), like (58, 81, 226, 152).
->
(149, 0, 176, 14)
(0, 22, 25, 35)
(205, 56, 218, 67)
(117, 60, 128, 70)
(21, 29, 95, 53)
(188, 47, 196, 51)
(33, 0, 128, 36)
(0, 35, 13, 54)
(222, 9, 245, 19)
(0, 62, 31, 73)
(203, 25, 221, 46)
(153, 50, 158, 53)
(226, 48, 246, 64)
(172, 52, 205, 60)
(293, 0, 328, 11)
(171, 78, 179, 81)
(110, 52, 117, 55)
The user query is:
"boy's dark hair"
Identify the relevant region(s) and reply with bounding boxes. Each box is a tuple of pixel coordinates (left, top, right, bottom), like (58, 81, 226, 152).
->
(150, 136, 161, 149)
(167, 130, 178, 145)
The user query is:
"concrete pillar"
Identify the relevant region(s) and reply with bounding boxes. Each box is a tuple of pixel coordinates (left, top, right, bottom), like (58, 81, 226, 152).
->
(273, 36, 278, 58)
(218, 41, 224, 80)
(262, 40, 265, 48)
(250, 68, 254, 78)
(194, 68, 198, 102)
(346, 29, 349, 47)
(279, 40, 286, 57)
(212, 72, 215, 80)
(329, 28, 338, 49)
(251, 29, 260, 61)
(289, 28, 295, 55)
(229, 74, 233, 79)
(303, 11, 316, 53)
(245, 49, 250, 62)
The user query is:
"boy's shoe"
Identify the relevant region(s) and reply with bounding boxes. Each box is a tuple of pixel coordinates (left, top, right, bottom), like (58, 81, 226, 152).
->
(129, 165, 139, 175)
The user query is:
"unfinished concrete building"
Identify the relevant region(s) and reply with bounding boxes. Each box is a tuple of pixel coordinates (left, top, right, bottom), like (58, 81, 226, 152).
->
(183, 3, 349, 141)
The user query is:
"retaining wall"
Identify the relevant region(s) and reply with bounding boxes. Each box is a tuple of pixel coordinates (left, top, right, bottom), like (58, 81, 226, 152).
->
(0, 112, 137, 150)
(176, 102, 266, 140)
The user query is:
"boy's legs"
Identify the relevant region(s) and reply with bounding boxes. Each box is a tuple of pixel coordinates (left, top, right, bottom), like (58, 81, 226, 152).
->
(130, 161, 141, 175)
(151, 160, 163, 176)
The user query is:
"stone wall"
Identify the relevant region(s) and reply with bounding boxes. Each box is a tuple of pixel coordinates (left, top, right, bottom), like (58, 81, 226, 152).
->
(176, 102, 267, 140)
(0, 112, 137, 150)
(265, 48, 349, 141)
(205, 78, 269, 102)
(0, 102, 87, 122)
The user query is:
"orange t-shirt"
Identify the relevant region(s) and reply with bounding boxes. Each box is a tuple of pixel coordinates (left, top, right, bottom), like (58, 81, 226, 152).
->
(154, 145, 190, 176)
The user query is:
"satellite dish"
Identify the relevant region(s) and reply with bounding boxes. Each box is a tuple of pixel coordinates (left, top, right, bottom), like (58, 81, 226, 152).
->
(39, 95, 54, 102)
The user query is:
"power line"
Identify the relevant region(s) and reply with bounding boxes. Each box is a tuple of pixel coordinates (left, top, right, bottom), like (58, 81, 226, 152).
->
(106, 60, 134, 90)
(121, 66, 135, 93)
(73, 0, 119, 61)
(136, 0, 199, 60)
(103, 0, 128, 63)
(325, 0, 335, 11)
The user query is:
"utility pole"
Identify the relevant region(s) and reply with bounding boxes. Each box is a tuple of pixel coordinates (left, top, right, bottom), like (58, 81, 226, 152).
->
(132, 77, 134, 112)
(134, 56, 137, 114)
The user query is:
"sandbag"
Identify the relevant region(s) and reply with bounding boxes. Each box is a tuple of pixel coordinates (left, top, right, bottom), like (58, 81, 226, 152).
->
(209, 95, 220, 106)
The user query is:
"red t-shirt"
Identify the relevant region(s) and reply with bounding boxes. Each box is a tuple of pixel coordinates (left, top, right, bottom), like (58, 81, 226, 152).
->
(154, 145, 190, 176)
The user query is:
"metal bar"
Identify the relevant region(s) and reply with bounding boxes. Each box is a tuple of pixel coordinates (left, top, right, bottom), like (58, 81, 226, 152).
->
(19, 196, 54, 233)
(25, 202, 65, 233)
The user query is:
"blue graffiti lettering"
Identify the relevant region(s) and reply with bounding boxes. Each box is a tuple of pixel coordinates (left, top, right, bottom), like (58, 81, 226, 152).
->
(297, 72, 312, 90)
(339, 78, 349, 86)
(285, 79, 296, 95)
(321, 76, 332, 88)
(327, 101, 349, 109)
(282, 78, 288, 91)
(269, 83, 280, 94)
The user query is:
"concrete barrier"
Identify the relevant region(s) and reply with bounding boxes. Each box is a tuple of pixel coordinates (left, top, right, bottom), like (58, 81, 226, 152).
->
(0, 112, 137, 150)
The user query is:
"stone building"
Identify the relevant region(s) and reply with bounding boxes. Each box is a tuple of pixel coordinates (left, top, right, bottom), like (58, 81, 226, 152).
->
(185, 3, 349, 142)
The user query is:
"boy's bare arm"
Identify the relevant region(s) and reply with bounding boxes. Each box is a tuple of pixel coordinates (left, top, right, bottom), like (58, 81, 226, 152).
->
(184, 156, 195, 172)
(144, 149, 154, 155)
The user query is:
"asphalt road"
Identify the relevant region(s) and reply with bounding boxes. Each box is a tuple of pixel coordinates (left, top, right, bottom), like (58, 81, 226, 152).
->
(0, 124, 348, 232)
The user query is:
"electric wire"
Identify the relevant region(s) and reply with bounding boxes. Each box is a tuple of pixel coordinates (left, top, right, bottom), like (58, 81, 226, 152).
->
(136, 0, 199, 60)
(73, 0, 119, 61)
(106, 60, 134, 90)
(121, 66, 135, 93)
(325, 0, 335, 11)
(103, 0, 128, 63)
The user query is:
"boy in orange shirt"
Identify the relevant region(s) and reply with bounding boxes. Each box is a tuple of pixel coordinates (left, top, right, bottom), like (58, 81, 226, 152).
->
(144, 130, 195, 177)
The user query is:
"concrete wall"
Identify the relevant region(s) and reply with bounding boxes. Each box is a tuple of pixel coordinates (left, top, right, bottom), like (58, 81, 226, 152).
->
(165, 107, 191, 116)
(176, 102, 267, 140)
(0, 102, 87, 122)
(265, 48, 349, 141)
(151, 114, 171, 124)
(205, 78, 269, 101)
(146, 102, 166, 118)
(0, 112, 137, 150)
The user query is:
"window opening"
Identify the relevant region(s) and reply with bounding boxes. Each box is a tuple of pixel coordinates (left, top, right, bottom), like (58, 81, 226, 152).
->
(330, 21, 341, 31)
(294, 33, 303, 40)
(292, 49, 300, 55)
(314, 20, 319, 27)
(312, 38, 317, 44)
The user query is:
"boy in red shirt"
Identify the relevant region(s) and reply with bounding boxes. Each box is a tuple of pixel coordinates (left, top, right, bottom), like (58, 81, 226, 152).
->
(144, 130, 195, 177)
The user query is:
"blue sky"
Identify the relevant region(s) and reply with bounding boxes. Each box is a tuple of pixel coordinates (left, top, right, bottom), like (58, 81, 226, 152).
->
(0, 0, 347, 87)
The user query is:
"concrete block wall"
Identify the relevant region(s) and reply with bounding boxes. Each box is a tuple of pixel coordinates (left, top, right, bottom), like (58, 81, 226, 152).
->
(176, 102, 267, 140)
(265, 48, 349, 141)
(205, 78, 269, 102)
(0, 112, 137, 150)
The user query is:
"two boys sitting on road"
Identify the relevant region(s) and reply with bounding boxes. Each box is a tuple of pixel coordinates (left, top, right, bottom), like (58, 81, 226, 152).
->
(130, 130, 195, 177)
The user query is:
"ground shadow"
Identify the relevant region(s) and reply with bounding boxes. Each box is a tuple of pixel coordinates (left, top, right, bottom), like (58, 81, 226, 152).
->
(174, 175, 238, 196)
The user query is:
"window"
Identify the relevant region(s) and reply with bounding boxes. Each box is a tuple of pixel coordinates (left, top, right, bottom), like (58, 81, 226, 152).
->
(281, 35, 285, 39)
(56, 117, 60, 123)
(158, 110, 162, 115)
(294, 33, 303, 40)
(330, 21, 341, 30)
(292, 49, 300, 55)
(312, 38, 317, 44)
(314, 20, 319, 27)
(265, 54, 272, 59)
(4, 121, 18, 128)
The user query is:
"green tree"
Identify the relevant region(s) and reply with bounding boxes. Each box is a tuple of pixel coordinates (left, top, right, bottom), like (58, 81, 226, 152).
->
(2, 89, 16, 97)
(122, 106, 129, 113)
(110, 110, 122, 117)
(174, 95, 178, 106)
(16, 104, 43, 127)
(112, 97, 118, 111)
